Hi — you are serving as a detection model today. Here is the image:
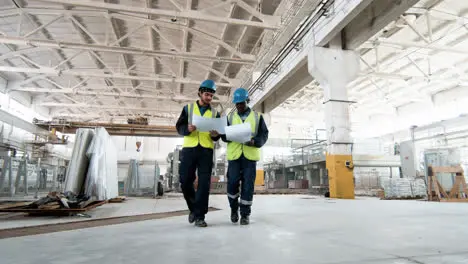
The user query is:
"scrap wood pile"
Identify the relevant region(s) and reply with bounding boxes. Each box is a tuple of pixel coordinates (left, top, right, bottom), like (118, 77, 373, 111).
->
(0, 191, 106, 213)
(30, 191, 96, 210)
(108, 196, 127, 203)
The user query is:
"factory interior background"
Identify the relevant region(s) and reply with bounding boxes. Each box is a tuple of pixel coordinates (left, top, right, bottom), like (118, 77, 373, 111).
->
(1, 0, 468, 263)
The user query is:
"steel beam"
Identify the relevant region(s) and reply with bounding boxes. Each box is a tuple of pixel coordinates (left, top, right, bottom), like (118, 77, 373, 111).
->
(185, 27, 253, 60)
(35, 0, 281, 29)
(0, 36, 254, 65)
(204, 2, 235, 83)
(52, 112, 177, 119)
(0, 66, 233, 87)
(375, 38, 468, 55)
(11, 87, 227, 102)
(40, 102, 182, 112)
(344, 0, 419, 50)
(407, 7, 468, 23)
(234, 0, 276, 23)
(0, 109, 48, 135)
(34, 121, 179, 137)
(178, 0, 192, 95)
(10, 8, 256, 61)
(362, 71, 468, 82)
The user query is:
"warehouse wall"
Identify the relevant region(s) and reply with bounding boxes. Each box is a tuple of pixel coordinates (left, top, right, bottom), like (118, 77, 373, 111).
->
(352, 92, 468, 138)
(0, 79, 49, 120)
(117, 163, 165, 185)
(268, 115, 326, 139)
(353, 114, 468, 193)
(353, 138, 393, 156)
(113, 136, 181, 181)
(112, 136, 182, 162)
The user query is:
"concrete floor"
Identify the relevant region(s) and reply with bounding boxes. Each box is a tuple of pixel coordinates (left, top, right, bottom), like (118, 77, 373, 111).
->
(1, 195, 468, 264)
(0, 194, 193, 229)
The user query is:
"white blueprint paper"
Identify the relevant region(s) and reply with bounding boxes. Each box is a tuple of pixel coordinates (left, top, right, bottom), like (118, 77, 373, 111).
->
(192, 115, 227, 134)
(225, 123, 251, 143)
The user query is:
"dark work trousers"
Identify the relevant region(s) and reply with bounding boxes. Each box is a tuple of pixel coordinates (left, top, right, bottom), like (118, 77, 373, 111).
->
(179, 145, 213, 220)
(227, 155, 257, 216)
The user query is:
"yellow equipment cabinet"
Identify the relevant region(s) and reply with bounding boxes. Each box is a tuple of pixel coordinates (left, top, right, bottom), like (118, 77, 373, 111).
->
(326, 154, 355, 199)
(255, 170, 265, 186)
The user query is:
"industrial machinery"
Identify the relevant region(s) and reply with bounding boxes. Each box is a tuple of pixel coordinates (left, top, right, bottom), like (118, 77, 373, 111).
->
(264, 161, 289, 189)
(125, 159, 164, 197)
(265, 141, 328, 194)
(0, 154, 66, 197)
(423, 148, 461, 190)
(165, 145, 182, 192)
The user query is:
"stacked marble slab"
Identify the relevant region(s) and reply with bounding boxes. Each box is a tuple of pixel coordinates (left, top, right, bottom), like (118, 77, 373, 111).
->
(64, 128, 118, 201)
(84, 127, 119, 201)
(64, 128, 95, 195)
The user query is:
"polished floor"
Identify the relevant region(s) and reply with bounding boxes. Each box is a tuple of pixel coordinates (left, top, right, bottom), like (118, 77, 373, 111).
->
(1, 194, 468, 264)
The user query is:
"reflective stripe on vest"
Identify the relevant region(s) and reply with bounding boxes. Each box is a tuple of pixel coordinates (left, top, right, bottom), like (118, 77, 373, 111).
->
(227, 110, 261, 161)
(183, 102, 216, 149)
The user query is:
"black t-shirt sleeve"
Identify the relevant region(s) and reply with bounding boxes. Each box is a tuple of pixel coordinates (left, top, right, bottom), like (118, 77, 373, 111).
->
(252, 115, 269, 148)
(175, 105, 190, 136)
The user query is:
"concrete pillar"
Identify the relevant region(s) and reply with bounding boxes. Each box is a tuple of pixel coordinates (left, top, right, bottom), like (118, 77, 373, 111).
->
(306, 169, 312, 188)
(308, 35, 360, 199)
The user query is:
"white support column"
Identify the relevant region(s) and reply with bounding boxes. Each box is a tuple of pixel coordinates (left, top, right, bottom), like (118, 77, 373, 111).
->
(308, 35, 360, 199)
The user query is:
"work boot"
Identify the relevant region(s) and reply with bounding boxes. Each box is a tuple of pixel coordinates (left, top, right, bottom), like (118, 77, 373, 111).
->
(231, 210, 239, 223)
(240, 215, 249, 225)
(195, 219, 208, 227)
(188, 212, 195, 224)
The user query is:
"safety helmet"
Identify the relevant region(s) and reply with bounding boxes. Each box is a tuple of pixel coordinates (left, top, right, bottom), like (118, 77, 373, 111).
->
(232, 88, 249, 104)
(199, 79, 216, 93)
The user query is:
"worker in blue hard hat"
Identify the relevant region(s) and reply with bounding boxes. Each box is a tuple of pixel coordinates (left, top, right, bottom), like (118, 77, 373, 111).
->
(176, 79, 221, 227)
(221, 87, 269, 225)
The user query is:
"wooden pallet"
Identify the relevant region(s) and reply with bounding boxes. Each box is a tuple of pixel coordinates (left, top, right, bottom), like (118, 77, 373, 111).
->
(427, 165, 468, 202)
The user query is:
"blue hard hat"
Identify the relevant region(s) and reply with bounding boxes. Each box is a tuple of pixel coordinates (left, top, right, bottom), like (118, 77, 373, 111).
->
(232, 88, 249, 104)
(199, 79, 216, 93)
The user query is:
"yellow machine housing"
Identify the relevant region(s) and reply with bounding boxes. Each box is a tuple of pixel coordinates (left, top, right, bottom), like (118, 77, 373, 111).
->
(326, 154, 355, 199)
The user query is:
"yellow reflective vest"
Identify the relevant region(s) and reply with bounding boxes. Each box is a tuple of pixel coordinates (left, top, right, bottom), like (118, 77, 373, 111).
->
(183, 102, 217, 149)
(227, 110, 261, 161)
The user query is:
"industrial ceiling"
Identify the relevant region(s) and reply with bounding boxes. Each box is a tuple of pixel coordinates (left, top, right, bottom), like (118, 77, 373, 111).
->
(274, 0, 468, 138)
(0, 0, 288, 125)
(2, 0, 465, 140)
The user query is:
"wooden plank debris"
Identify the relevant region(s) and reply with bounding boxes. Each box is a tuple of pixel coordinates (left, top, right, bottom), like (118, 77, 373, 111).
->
(0, 191, 108, 215)
(108, 196, 126, 203)
(0, 202, 32, 210)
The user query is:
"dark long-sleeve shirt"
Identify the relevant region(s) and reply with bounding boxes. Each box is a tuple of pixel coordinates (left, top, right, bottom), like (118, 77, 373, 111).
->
(221, 108, 269, 148)
(175, 101, 221, 142)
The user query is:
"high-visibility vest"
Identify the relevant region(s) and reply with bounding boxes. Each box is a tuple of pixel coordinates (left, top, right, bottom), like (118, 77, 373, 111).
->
(227, 110, 261, 161)
(183, 102, 217, 149)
